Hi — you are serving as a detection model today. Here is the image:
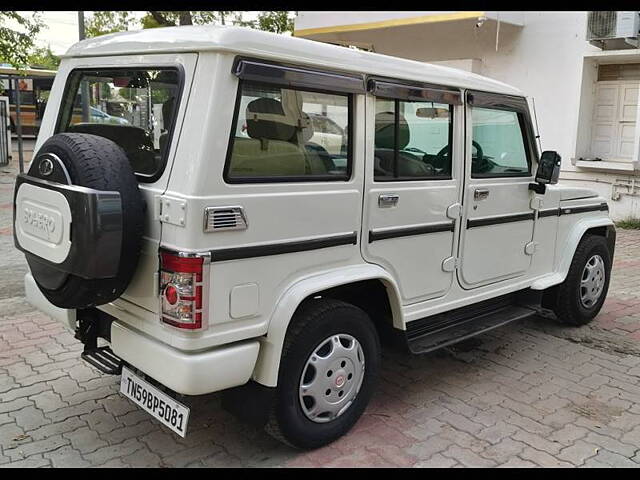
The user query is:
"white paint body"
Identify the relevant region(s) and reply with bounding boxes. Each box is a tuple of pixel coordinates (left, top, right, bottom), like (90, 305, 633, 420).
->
(24, 26, 613, 395)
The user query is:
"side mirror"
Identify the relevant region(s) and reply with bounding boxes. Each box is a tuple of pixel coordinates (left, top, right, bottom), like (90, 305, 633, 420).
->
(535, 151, 561, 185)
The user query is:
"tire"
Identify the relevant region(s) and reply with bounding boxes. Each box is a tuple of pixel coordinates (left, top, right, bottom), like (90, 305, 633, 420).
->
(25, 133, 144, 308)
(265, 298, 381, 449)
(550, 234, 612, 326)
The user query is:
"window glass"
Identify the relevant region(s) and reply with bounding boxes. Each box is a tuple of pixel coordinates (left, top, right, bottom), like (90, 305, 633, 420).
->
(226, 81, 350, 181)
(56, 68, 180, 178)
(471, 107, 530, 177)
(374, 98, 453, 181)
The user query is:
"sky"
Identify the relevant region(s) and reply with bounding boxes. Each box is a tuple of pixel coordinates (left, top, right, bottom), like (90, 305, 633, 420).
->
(16, 11, 263, 55)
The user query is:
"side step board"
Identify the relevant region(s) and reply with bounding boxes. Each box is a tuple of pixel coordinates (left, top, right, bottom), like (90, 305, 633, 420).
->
(406, 292, 540, 355)
(81, 346, 123, 375)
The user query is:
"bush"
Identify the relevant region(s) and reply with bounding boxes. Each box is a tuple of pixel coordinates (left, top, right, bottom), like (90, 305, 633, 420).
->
(616, 217, 640, 230)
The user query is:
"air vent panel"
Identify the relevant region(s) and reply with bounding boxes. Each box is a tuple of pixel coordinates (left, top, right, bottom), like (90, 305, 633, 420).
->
(204, 206, 248, 232)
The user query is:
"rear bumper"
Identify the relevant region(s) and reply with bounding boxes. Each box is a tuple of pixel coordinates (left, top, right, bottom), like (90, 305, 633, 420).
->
(110, 321, 260, 396)
(25, 273, 260, 397)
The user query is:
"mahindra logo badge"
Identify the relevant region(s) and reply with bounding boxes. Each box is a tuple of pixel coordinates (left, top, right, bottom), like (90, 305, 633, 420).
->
(38, 157, 54, 177)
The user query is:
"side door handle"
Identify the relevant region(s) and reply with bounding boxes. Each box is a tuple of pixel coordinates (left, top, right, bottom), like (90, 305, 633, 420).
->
(378, 193, 399, 208)
(474, 189, 490, 201)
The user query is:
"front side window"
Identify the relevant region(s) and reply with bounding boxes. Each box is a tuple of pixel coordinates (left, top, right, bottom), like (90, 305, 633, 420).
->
(374, 98, 453, 181)
(56, 68, 181, 179)
(471, 107, 530, 177)
(225, 81, 351, 182)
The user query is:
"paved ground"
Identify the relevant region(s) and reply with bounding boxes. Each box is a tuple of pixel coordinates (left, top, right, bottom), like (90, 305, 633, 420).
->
(2, 148, 640, 467)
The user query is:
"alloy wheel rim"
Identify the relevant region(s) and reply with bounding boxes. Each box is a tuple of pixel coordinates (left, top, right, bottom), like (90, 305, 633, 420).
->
(580, 254, 606, 308)
(298, 334, 365, 423)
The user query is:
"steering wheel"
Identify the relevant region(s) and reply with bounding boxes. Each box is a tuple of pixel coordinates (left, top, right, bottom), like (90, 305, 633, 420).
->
(436, 141, 484, 171)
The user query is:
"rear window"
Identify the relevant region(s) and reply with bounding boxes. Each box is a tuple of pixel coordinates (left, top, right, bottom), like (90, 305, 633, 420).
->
(55, 68, 181, 181)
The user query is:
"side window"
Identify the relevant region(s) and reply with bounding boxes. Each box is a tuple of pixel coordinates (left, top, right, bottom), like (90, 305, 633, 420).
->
(225, 80, 351, 182)
(374, 98, 453, 181)
(471, 107, 530, 178)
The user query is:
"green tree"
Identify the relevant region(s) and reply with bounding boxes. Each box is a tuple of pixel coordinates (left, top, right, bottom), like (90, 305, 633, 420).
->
(237, 11, 295, 34)
(86, 11, 297, 38)
(85, 11, 135, 37)
(0, 11, 44, 70)
(27, 45, 60, 70)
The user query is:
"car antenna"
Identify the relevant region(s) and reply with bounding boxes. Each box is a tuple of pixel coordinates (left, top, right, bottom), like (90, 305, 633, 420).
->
(531, 96, 542, 153)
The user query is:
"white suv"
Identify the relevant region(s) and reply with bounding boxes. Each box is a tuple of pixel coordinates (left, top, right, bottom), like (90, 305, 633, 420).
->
(13, 26, 616, 449)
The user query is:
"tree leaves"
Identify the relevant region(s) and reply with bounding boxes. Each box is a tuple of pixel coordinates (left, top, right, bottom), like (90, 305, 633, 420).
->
(0, 11, 44, 70)
(86, 11, 297, 38)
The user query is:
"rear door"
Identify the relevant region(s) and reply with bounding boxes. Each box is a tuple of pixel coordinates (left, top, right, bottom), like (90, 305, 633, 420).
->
(361, 79, 464, 305)
(458, 91, 539, 289)
(50, 53, 199, 313)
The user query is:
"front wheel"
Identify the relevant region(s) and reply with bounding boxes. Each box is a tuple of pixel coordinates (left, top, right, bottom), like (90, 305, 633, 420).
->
(266, 298, 380, 449)
(550, 234, 612, 326)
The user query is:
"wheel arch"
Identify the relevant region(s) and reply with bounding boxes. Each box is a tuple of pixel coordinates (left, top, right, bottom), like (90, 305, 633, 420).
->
(531, 217, 615, 291)
(251, 264, 402, 387)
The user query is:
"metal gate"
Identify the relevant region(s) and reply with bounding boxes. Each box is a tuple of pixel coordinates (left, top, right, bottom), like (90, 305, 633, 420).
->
(0, 97, 8, 166)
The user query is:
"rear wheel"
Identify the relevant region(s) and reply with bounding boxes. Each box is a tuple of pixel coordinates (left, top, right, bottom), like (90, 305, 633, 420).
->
(265, 298, 380, 449)
(550, 234, 612, 326)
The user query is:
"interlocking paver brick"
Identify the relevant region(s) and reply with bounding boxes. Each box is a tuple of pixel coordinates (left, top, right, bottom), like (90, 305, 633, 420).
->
(1, 155, 640, 467)
(414, 453, 458, 468)
(2, 434, 69, 460)
(479, 438, 527, 464)
(8, 405, 50, 431)
(557, 440, 600, 466)
(0, 454, 50, 468)
(441, 444, 497, 467)
(26, 415, 86, 441)
(44, 445, 92, 468)
(63, 426, 108, 454)
(83, 438, 145, 465)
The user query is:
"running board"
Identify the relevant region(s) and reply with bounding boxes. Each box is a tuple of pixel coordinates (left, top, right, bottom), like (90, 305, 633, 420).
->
(81, 346, 123, 375)
(406, 292, 540, 355)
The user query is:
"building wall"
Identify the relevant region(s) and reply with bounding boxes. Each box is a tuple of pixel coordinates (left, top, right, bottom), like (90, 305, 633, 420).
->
(296, 11, 640, 219)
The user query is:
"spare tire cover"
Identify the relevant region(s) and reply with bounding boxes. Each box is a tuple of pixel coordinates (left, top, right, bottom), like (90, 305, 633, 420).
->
(23, 133, 144, 309)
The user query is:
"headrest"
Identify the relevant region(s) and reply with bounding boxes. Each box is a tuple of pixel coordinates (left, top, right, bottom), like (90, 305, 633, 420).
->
(374, 111, 409, 150)
(246, 97, 296, 142)
(299, 112, 314, 144)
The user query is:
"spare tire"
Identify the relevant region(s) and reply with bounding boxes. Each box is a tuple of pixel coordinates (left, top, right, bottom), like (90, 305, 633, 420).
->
(20, 133, 144, 308)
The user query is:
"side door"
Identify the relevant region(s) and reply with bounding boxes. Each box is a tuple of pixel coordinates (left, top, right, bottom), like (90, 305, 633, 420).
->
(361, 79, 464, 305)
(458, 90, 539, 289)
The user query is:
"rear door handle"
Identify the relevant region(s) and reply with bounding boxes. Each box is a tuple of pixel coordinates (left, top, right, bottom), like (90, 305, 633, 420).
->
(474, 189, 490, 201)
(378, 193, 399, 208)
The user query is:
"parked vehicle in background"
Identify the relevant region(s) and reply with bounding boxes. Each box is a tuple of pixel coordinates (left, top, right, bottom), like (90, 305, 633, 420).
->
(13, 26, 615, 449)
(0, 66, 56, 137)
(89, 106, 129, 125)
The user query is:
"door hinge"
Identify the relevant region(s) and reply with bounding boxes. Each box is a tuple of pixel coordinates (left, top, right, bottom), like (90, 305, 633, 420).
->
(156, 195, 187, 227)
(446, 202, 462, 220)
(530, 197, 543, 211)
(524, 241, 537, 256)
(442, 256, 459, 272)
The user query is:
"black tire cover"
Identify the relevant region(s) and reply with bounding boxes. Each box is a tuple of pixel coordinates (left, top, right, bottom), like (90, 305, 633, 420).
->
(25, 133, 144, 308)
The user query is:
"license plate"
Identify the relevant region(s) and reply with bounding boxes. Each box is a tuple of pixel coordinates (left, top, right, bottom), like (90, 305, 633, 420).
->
(120, 366, 190, 437)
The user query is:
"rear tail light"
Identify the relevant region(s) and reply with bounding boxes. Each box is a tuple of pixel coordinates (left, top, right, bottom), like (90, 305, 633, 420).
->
(159, 250, 209, 330)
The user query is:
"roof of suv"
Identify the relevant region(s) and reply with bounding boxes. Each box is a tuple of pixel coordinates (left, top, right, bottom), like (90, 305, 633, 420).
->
(64, 25, 524, 97)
